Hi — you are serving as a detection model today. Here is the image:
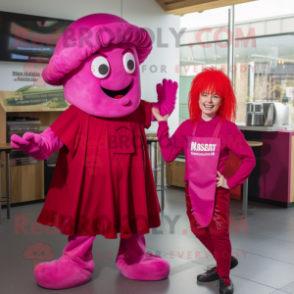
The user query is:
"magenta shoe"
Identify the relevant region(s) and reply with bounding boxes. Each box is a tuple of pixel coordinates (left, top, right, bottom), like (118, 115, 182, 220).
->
(116, 252, 170, 280)
(34, 236, 95, 289)
(116, 233, 170, 280)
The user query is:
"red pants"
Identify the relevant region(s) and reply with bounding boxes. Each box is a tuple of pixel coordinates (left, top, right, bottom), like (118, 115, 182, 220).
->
(185, 183, 232, 278)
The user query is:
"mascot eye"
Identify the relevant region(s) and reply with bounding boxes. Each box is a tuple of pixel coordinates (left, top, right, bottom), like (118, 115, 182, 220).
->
(123, 52, 135, 74)
(91, 56, 110, 78)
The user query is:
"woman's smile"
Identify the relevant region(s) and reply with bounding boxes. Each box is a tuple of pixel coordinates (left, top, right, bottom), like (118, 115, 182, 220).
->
(199, 92, 223, 120)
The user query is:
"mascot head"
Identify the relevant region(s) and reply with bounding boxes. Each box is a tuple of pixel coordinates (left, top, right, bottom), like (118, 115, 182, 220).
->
(42, 14, 152, 117)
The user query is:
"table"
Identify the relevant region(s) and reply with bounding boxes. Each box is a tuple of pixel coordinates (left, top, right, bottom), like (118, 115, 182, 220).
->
(146, 136, 165, 210)
(242, 141, 263, 215)
(0, 144, 13, 224)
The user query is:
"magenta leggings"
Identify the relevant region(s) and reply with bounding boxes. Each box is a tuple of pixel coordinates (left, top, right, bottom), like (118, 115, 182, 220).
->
(185, 184, 232, 278)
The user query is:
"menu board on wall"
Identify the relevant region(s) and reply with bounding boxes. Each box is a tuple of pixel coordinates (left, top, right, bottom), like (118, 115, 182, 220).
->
(0, 61, 69, 112)
(0, 11, 72, 63)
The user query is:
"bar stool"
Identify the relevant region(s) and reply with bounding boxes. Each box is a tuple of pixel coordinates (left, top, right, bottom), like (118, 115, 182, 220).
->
(146, 135, 166, 210)
(242, 141, 263, 215)
(0, 144, 13, 224)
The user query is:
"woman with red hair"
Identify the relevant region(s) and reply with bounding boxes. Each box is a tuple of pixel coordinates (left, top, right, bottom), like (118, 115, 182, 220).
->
(153, 68, 255, 294)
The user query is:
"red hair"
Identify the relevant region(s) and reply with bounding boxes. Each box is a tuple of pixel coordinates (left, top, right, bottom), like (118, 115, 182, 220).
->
(188, 68, 237, 123)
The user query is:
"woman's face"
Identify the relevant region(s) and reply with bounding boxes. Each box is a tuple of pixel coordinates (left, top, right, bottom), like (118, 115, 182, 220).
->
(199, 92, 223, 118)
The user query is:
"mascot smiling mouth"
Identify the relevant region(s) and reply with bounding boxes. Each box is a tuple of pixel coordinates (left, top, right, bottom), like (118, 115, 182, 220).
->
(101, 83, 132, 99)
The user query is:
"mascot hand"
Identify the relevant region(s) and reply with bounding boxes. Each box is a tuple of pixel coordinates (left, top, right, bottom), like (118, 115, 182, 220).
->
(10, 128, 63, 160)
(152, 79, 178, 121)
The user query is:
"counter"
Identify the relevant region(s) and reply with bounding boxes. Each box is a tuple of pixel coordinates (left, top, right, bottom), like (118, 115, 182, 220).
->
(236, 123, 294, 208)
(236, 123, 282, 132)
(0, 98, 64, 205)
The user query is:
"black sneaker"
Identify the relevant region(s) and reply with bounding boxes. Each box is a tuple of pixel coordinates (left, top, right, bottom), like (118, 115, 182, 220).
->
(218, 277, 234, 294)
(197, 256, 238, 282)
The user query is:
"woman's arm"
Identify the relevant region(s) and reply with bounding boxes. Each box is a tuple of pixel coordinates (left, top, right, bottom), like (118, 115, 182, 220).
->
(226, 124, 256, 189)
(158, 121, 185, 162)
(153, 108, 185, 162)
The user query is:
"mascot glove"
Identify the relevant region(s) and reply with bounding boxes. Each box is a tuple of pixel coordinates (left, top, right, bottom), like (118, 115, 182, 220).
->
(151, 79, 178, 121)
(10, 127, 63, 160)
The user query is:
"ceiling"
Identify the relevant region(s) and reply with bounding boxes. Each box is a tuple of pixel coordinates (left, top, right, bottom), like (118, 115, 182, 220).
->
(156, 0, 256, 16)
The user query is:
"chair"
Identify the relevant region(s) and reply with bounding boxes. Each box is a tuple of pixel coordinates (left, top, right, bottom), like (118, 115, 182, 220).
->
(242, 141, 263, 215)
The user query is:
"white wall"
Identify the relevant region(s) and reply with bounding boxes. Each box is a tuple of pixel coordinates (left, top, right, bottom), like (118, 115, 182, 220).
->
(180, 0, 294, 30)
(0, 0, 180, 134)
(0, 0, 122, 20)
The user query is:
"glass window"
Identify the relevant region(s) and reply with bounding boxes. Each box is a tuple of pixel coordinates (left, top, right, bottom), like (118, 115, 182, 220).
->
(180, 34, 294, 123)
(234, 34, 294, 122)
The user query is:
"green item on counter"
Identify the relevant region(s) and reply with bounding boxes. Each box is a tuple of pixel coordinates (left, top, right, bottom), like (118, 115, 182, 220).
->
(15, 85, 34, 93)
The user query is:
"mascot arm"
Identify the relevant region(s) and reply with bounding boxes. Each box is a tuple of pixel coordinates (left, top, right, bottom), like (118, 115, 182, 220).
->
(10, 127, 63, 160)
(151, 79, 178, 121)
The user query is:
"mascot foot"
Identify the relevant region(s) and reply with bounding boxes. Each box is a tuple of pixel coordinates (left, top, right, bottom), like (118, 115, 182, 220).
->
(116, 252, 170, 280)
(34, 236, 95, 289)
(116, 233, 170, 280)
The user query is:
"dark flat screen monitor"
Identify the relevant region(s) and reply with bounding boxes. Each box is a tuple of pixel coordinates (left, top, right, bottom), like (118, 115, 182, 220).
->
(0, 11, 72, 63)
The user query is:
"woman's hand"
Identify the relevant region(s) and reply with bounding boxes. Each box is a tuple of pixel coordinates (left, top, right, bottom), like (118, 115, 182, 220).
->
(152, 107, 169, 122)
(216, 171, 229, 189)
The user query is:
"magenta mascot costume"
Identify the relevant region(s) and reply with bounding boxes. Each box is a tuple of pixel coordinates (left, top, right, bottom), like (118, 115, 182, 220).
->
(11, 14, 178, 289)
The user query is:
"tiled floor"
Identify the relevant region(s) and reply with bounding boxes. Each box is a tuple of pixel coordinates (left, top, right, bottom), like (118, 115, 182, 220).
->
(1, 186, 294, 294)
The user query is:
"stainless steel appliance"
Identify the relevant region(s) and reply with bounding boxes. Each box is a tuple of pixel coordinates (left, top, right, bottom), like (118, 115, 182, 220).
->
(246, 102, 289, 127)
(6, 117, 41, 166)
